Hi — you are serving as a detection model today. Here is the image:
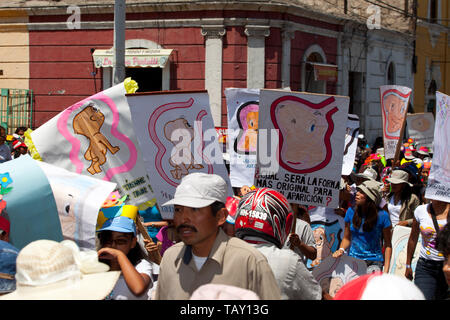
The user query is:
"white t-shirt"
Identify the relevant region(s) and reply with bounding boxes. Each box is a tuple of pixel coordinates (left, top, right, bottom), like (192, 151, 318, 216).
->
(388, 197, 402, 227)
(108, 259, 154, 300)
(414, 204, 447, 261)
(192, 253, 208, 271)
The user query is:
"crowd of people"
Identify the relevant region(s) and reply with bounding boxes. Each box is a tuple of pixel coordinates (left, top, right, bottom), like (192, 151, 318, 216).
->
(0, 127, 448, 301)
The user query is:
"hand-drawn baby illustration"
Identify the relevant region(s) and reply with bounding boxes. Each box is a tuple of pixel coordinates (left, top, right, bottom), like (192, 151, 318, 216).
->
(383, 93, 407, 136)
(272, 97, 337, 173)
(320, 276, 344, 297)
(73, 104, 120, 175)
(235, 101, 259, 155)
(164, 118, 204, 180)
(310, 226, 336, 267)
(53, 184, 78, 244)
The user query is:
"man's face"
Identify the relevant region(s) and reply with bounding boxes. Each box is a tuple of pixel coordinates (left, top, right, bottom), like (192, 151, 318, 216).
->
(174, 205, 220, 252)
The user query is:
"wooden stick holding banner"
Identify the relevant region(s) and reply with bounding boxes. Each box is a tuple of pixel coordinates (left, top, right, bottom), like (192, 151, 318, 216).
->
(393, 108, 408, 165)
(289, 203, 298, 250)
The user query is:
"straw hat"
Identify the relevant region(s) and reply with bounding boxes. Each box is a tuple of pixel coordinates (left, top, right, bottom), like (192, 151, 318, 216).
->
(0, 239, 120, 300)
(386, 170, 413, 187)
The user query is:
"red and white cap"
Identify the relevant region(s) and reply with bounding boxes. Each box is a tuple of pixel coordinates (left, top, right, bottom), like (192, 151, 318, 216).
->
(334, 272, 425, 300)
(12, 140, 27, 150)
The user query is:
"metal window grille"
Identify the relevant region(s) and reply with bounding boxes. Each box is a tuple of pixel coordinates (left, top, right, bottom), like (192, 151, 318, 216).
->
(0, 88, 33, 134)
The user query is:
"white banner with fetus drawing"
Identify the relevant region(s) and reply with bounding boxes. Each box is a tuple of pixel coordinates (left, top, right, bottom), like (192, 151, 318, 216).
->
(406, 112, 435, 151)
(126, 91, 232, 219)
(255, 89, 349, 208)
(341, 114, 359, 176)
(425, 91, 450, 202)
(30, 81, 155, 207)
(225, 88, 259, 188)
(37, 161, 117, 250)
(380, 85, 412, 159)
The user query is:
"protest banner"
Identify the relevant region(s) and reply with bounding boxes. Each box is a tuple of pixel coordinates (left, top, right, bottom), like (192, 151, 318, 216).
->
(425, 91, 450, 202)
(312, 255, 367, 298)
(255, 89, 349, 208)
(307, 206, 345, 269)
(126, 90, 232, 219)
(389, 225, 422, 277)
(36, 161, 116, 250)
(225, 88, 260, 188)
(341, 114, 359, 176)
(406, 112, 435, 151)
(380, 85, 412, 160)
(30, 80, 156, 207)
(0, 155, 63, 250)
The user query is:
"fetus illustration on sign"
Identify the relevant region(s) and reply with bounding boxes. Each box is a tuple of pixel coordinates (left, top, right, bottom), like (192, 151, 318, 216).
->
(381, 90, 410, 139)
(410, 115, 431, 132)
(164, 118, 204, 180)
(271, 96, 338, 174)
(73, 103, 120, 175)
(234, 101, 259, 155)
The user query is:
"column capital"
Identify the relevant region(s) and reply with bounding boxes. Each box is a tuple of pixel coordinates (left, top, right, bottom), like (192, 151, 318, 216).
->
(201, 25, 226, 39)
(282, 28, 296, 40)
(244, 25, 270, 38)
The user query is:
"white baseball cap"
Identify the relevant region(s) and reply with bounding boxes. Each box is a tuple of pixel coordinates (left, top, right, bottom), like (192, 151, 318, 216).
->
(162, 173, 228, 208)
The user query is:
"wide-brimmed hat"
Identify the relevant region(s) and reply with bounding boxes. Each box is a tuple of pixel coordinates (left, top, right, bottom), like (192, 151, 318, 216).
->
(357, 180, 382, 206)
(0, 239, 120, 300)
(387, 170, 413, 187)
(416, 146, 430, 156)
(353, 168, 378, 181)
(162, 173, 228, 209)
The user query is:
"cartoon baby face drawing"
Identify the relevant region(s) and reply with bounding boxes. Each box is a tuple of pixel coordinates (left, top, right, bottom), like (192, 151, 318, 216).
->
(235, 101, 259, 155)
(381, 90, 409, 139)
(271, 96, 338, 174)
(320, 276, 344, 297)
(73, 104, 120, 175)
(164, 118, 204, 180)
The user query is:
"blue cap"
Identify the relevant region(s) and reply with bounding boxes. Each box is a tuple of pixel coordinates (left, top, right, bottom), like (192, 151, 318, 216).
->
(0, 240, 19, 293)
(97, 216, 136, 235)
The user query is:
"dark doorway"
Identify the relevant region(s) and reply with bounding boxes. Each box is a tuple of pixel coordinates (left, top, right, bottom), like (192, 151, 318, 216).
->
(125, 67, 162, 92)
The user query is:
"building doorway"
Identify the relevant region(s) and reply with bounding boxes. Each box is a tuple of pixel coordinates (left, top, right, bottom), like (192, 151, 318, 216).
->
(125, 67, 162, 92)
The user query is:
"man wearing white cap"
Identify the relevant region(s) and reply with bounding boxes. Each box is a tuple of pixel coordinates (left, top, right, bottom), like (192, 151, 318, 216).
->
(154, 173, 281, 300)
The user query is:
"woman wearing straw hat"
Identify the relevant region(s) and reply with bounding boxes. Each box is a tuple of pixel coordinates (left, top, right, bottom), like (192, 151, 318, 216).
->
(385, 170, 420, 228)
(332, 180, 392, 274)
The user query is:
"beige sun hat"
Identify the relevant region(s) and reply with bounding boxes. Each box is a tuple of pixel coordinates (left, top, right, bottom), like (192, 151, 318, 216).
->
(386, 170, 413, 187)
(357, 180, 382, 206)
(353, 167, 378, 181)
(0, 239, 120, 300)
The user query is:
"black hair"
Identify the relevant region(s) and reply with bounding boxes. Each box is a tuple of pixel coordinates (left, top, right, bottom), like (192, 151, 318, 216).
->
(97, 230, 147, 266)
(14, 127, 27, 134)
(436, 224, 450, 258)
(353, 197, 379, 232)
(210, 201, 225, 217)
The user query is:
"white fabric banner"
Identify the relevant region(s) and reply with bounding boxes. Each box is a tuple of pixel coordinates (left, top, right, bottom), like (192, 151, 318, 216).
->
(127, 91, 232, 219)
(225, 88, 260, 188)
(380, 85, 412, 159)
(255, 89, 349, 208)
(341, 114, 359, 176)
(406, 112, 435, 151)
(37, 161, 116, 250)
(425, 91, 450, 202)
(30, 82, 155, 206)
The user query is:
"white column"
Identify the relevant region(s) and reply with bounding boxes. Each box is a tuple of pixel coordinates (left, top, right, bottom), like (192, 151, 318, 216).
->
(245, 25, 270, 89)
(281, 29, 295, 89)
(201, 25, 226, 126)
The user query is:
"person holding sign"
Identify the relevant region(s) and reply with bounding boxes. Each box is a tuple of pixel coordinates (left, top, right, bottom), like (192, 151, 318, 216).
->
(97, 205, 154, 300)
(332, 180, 392, 273)
(154, 173, 281, 300)
(385, 170, 420, 228)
